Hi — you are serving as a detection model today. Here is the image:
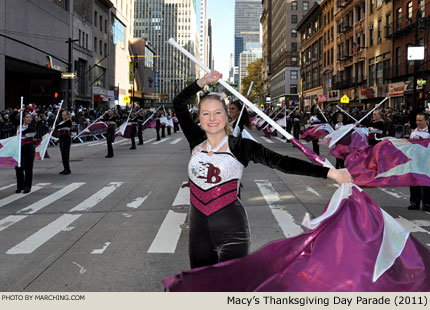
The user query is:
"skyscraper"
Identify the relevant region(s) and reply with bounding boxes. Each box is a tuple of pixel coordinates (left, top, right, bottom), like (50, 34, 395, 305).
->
(199, 0, 209, 74)
(134, 0, 199, 104)
(234, 0, 262, 83)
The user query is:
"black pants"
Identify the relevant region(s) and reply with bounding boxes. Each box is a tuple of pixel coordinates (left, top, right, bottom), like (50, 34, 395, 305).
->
(130, 126, 136, 148)
(167, 126, 171, 136)
(137, 123, 143, 144)
(161, 125, 166, 138)
(15, 143, 35, 190)
(410, 186, 430, 208)
(156, 120, 161, 140)
(59, 134, 71, 172)
(335, 158, 345, 169)
(174, 122, 179, 133)
(312, 139, 320, 155)
(106, 127, 115, 156)
(188, 201, 250, 269)
(293, 125, 300, 139)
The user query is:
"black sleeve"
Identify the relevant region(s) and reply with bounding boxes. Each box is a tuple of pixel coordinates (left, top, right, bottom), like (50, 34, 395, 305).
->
(56, 119, 72, 129)
(230, 136, 330, 178)
(173, 80, 206, 150)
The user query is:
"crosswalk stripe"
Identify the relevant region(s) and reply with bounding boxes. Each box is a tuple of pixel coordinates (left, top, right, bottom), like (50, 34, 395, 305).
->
(143, 138, 156, 144)
(6, 214, 82, 254)
(170, 138, 183, 144)
(147, 210, 187, 253)
(112, 139, 128, 145)
(19, 183, 85, 214)
(305, 186, 322, 197)
(72, 141, 99, 147)
(396, 216, 430, 236)
(87, 141, 106, 147)
(153, 138, 170, 145)
(0, 215, 27, 232)
(0, 184, 15, 192)
(0, 183, 50, 209)
(69, 182, 123, 212)
(172, 182, 190, 206)
(379, 188, 408, 200)
(255, 180, 303, 238)
(260, 137, 275, 143)
(127, 191, 152, 209)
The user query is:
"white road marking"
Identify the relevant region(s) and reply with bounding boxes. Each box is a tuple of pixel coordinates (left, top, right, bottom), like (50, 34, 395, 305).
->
(91, 242, 111, 254)
(143, 138, 156, 144)
(6, 214, 82, 254)
(0, 183, 50, 209)
(396, 216, 430, 236)
(86, 141, 106, 147)
(274, 137, 286, 143)
(127, 192, 152, 209)
(260, 136, 275, 143)
(69, 182, 123, 212)
(152, 138, 170, 145)
(147, 210, 187, 253)
(112, 139, 128, 145)
(172, 182, 190, 206)
(19, 183, 85, 214)
(379, 188, 408, 200)
(0, 215, 27, 232)
(305, 186, 322, 197)
(72, 262, 87, 274)
(170, 138, 183, 144)
(72, 141, 99, 147)
(256, 180, 303, 237)
(0, 184, 14, 191)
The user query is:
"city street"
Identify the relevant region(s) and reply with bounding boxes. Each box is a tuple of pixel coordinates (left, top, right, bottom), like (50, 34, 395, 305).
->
(0, 128, 429, 292)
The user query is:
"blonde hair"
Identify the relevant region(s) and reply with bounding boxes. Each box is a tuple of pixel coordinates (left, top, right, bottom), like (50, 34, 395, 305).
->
(197, 94, 232, 135)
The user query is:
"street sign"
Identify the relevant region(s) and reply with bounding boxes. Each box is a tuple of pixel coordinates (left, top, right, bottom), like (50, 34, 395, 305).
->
(61, 72, 76, 79)
(340, 95, 350, 104)
(122, 95, 130, 103)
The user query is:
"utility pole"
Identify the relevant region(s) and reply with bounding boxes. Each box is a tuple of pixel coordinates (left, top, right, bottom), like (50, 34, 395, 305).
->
(412, 7, 424, 110)
(66, 38, 79, 110)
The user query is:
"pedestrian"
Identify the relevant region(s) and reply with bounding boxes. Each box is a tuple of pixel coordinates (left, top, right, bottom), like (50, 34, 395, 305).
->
(408, 112, 430, 211)
(228, 99, 251, 133)
(56, 110, 72, 175)
(172, 70, 352, 269)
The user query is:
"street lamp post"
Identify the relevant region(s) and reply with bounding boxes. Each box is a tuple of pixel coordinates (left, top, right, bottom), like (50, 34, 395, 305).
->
(66, 38, 79, 110)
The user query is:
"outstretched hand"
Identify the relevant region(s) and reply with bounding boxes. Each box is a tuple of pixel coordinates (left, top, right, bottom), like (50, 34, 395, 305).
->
(327, 168, 353, 184)
(197, 70, 222, 88)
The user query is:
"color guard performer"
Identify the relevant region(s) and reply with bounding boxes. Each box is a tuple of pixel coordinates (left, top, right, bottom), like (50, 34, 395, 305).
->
(128, 111, 138, 149)
(56, 111, 72, 175)
(99, 109, 117, 158)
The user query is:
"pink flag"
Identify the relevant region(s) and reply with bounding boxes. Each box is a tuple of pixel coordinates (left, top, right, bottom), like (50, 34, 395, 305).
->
(0, 135, 20, 167)
(300, 123, 334, 142)
(163, 185, 430, 291)
(35, 133, 51, 160)
(329, 128, 369, 160)
(346, 138, 430, 187)
(76, 121, 107, 138)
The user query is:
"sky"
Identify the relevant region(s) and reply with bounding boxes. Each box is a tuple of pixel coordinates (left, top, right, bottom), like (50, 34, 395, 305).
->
(206, 0, 234, 78)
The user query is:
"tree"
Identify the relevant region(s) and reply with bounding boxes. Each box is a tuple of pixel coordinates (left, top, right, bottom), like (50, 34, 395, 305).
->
(241, 58, 264, 105)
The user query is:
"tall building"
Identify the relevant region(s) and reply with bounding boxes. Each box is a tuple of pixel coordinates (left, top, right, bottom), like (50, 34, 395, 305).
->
(261, 0, 272, 105)
(239, 43, 262, 91)
(199, 0, 209, 75)
(208, 18, 213, 69)
(234, 0, 262, 83)
(270, 0, 313, 107)
(134, 0, 199, 104)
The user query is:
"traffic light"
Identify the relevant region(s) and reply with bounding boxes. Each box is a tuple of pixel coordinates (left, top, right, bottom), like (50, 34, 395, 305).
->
(53, 91, 64, 100)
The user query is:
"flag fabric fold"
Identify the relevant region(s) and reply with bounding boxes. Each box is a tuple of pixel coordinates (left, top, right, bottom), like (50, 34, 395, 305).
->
(0, 135, 21, 167)
(346, 138, 430, 187)
(300, 123, 334, 142)
(76, 121, 107, 138)
(328, 127, 369, 160)
(35, 132, 51, 160)
(320, 123, 355, 148)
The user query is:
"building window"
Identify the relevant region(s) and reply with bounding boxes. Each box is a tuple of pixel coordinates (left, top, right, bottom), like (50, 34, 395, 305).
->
(291, 57, 297, 65)
(396, 47, 401, 75)
(105, 19, 108, 34)
(377, 20, 382, 43)
(376, 62, 383, 85)
(291, 70, 298, 80)
(79, 30, 81, 46)
(292, 15, 298, 24)
(383, 59, 391, 82)
(112, 16, 125, 49)
(291, 42, 297, 52)
(303, 1, 309, 11)
(291, 29, 297, 37)
(396, 8, 402, 30)
(369, 26, 374, 46)
(290, 84, 298, 94)
(407, 2, 412, 20)
(100, 16, 103, 31)
(292, 1, 297, 10)
(86, 33, 88, 49)
(100, 40, 102, 55)
(94, 11, 98, 27)
(369, 64, 375, 85)
(94, 36, 97, 52)
(370, 0, 374, 13)
(104, 43, 107, 56)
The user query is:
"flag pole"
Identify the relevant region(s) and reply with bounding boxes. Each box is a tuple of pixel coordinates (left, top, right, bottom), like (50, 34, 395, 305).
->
(17, 97, 23, 168)
(315, 103, 331, 128)
(284, 105, 299, 130)
(336, 105, 358, 122)
(357, 98, 388, 125)
(168, 38, 333, 168)
(141, 106, 161, 127)
(262, 106, 286, 130)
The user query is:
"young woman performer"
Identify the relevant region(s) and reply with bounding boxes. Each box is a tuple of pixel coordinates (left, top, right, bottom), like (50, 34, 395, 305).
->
(308, 105, 325, 155)
(57, 111, 72, 175)
(137, 109, 145, 145)
(173, 71, 352, 269)
(357, 109, 385, 146)
(128, 111, 138, 150)
(99, 109, 117, 158)
(12, 110, 36, 193)
(228, 100, 251, 133)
